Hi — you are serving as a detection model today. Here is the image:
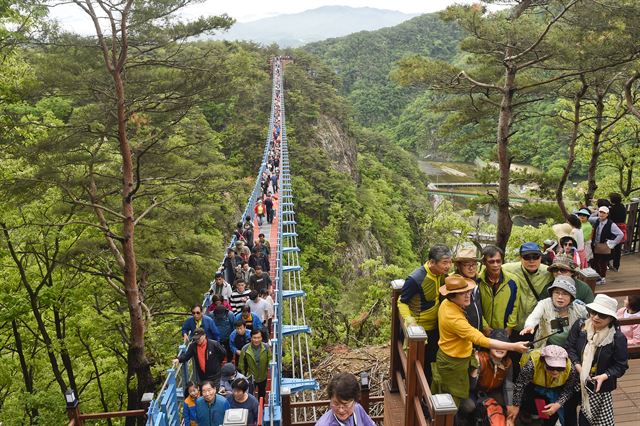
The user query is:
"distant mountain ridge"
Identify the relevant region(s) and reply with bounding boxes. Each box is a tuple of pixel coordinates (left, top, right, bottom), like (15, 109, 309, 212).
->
(212, 6, 418, 47)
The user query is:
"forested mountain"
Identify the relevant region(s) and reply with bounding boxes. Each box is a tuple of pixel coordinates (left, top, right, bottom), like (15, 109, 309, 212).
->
(304, 13, 464, 126)
(0, 12, 458, 424)
(213, 6, 417, 48)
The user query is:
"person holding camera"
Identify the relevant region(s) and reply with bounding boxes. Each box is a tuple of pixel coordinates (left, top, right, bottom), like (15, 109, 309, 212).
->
(565, 294, 628, 425)
(520, 276, 587, 348)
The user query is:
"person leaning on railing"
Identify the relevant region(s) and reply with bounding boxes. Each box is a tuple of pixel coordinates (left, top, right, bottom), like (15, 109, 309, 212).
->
(431, 275, 529, 410)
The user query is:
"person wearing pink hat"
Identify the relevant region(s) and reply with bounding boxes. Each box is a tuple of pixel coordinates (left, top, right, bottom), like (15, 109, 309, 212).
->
(565, 294, 628, 425)
(431, 274, 529, 411)
(510, 345, 579, 426)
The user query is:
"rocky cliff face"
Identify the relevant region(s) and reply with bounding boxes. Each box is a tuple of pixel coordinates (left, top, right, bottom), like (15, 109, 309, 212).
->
(312, 115, 360, 183)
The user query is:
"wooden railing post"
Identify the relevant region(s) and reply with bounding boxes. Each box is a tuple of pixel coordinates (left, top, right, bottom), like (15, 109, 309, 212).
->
(404, 325, 428, 426)
(432, 393, 458, 426)
(360, 372, 370, 414)
(281, 387, 291, 426)
(389, 279, 404, 392)
(577, 268, 600, 293)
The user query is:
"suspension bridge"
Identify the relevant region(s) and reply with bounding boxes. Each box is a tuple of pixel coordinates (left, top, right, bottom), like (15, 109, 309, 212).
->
(145, 56, 319, 426)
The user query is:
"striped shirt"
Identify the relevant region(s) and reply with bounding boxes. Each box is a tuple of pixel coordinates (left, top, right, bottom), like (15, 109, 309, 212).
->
(230, 290, 251, 314)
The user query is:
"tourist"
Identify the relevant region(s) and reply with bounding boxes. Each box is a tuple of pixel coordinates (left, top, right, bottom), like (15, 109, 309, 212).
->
(509, 345, 579, 426)
(211, 304, 236, 362)
(398, 244, 452, 383)
(503, 242, 552, 340)
(182, 381, 199, 426)
(195, 381, 229, 426)
(590, 206, 623, 285)
(315, 373, 376, 426)
(608, 193, 627, 272)
(464, 329, 515, 423)
(452, 245, 483, 331)
(230, 279, 251, 314)
(181, 304, 220, 343)
(540, 254, 594, 304)
(617, 295, 640, 346)
(209, 272, 233, 303)
(226, 378, 259, 425)
(575, 208, 593, 263)
(476, 245, 519, 336)
(432, 275, 528, 410)
(246, 290, 269, 325)
(553, 221, 583, 267)
(254, 199, 265, 226)
(174, 328, 227, 386)
(520, 276, 587, 348)
(249, 265, 271, 292)
(565, 294, 629, 425)
(219, 362, 247, 396)
(229, 320, 250, 365)
(238, 329, 271, 400)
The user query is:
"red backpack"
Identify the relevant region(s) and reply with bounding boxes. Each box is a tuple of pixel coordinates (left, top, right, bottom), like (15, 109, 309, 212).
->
(475, 397, 506, 426)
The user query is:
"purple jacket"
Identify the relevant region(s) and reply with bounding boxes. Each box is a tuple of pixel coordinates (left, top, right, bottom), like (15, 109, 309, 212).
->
(315, 403, 376, 426)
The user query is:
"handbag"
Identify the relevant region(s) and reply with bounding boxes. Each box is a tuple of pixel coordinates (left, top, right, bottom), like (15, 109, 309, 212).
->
(593, 242, 611, 255)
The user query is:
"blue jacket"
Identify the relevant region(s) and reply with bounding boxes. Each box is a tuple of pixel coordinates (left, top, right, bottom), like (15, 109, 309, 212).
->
(183, 395, 197, 426)
(229, 329, 250, 355)
(195, 395, 229, 426)
(234, 312, 263, 332)
(182, 315, 220, 342)
(212, 311, 236, 342)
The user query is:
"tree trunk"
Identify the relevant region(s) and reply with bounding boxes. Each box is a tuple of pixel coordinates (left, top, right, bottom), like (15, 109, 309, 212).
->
(585, 90, 605, 205)
(11, 320, 38, 423)
(54, 308, 77, 392)
(495, 66, 517, 250)
(556, 78, 588, 218)
(112, 68, 153, 424)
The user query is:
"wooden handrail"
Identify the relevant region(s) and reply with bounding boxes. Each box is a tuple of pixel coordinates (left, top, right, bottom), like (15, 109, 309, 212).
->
(595, 288, 640, 297)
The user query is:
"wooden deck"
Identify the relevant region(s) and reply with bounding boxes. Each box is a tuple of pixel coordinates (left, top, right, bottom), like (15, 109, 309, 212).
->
(613, 358, 640, 425)
(607, 255, 640, 425)
(597, 252, 640, 294)
(383, 382, 405, 426)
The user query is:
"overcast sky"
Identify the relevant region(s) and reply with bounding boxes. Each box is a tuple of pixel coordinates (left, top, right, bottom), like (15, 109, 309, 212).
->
(48, 0, 477, 35)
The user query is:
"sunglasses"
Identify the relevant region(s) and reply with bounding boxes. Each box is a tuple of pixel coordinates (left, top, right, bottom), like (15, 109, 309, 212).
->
(522, 254, 541, 261)
(192, 310, 202, 315)
(587, 309, 611, 320)
(544, 364, 565, 372)
(485, 259, 502, 265)
(562, 242, 574, 247)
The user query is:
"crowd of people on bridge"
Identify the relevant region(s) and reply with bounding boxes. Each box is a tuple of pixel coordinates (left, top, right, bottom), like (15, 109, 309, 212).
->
(173, 59, 287, 426)
(400, 194, 634, 426)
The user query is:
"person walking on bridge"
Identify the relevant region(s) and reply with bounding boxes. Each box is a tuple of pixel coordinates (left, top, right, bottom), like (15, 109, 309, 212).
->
(398, 244, 451, 384)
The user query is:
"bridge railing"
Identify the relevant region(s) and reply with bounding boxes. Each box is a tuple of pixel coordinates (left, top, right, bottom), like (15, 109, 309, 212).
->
(388, 280, 458, 426)
(146, 58, 283, 425)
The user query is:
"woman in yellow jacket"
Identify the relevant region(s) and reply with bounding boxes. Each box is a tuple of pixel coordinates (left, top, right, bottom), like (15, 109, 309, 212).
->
(432, 275, 529, 407)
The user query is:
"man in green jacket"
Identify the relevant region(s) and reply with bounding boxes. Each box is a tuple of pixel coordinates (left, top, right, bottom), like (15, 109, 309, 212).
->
(239, 328, 270, 400)
(477, 245, 519, 336)
(503, 242, 553, 333)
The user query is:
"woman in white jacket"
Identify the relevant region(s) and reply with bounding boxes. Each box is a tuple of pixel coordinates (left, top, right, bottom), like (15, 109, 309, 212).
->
(520, 276, 587, 348)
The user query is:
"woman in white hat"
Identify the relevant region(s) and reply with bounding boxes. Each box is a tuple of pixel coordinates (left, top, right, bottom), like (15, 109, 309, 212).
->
(432, 275, 529, 408)
(590, 206, 624, 285)
(520, 276, 587, 348)
(565, 294, 629, 425)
